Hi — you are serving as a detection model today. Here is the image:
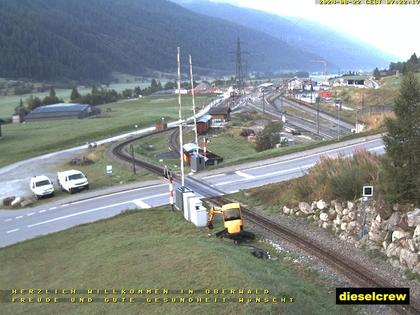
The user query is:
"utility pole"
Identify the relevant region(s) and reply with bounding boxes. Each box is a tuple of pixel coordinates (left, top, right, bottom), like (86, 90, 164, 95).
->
(355, 110, 358, 133)
(262, 89, 265, 114)
(316, 97, 320, 136)
(130, 144, 136, 174)
(337, 101, 341, 141)
(235, 37, 244, 94)
(280, 88, 284, 113)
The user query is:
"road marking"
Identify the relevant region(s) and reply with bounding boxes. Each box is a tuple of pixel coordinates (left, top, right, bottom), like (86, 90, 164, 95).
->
(6, 229, 19, 234)
(132, 199, 151, 209)
(61, 184, 167, 206)
(4, 218, 12, 222)
(368, 145, 385, 152)
(141, 193, 168, 201)
(27, 200, 132, 228)
(49, 207, 57, 210)
(15, 216, 23, 219)
(235, 171, 255, 179)
(214, 163, 315, 187)
(27, 212, 35, 216)
(61, 204, 69, 208)
(202, 173, 226, 180)
(39, 210, 46, 213)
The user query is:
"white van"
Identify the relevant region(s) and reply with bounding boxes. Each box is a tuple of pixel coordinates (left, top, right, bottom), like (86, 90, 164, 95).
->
(30, 175, 55, 199)
(57, 170, 89, 194)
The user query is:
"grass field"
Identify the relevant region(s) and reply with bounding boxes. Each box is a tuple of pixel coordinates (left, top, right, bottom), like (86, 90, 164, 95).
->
(0, 95, 212, 168)
(0, 207, 360, 315)
(131, 111, 380, 174)
(0, 87, 92, 119)
(0, 76, 170, 119)
(132, 126, 258, 171)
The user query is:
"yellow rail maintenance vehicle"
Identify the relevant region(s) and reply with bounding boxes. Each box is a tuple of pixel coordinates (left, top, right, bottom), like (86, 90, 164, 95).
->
(207, 202, 255, 244)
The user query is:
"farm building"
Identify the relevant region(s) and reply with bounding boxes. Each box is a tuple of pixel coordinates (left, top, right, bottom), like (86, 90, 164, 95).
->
(331, 75, 379, 89)
(196, 114, 211, 134)
(208, 105, 231, 121)
(25, 103, 96, 122)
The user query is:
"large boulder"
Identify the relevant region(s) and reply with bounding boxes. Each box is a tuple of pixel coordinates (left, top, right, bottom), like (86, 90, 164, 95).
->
(11, 197, 22, 208)
(347, 201, 355, 212)
(392, 229, 411, 242)
(283, 206, 291, 215)
(400, 248, 419, 269)
(414, 225, 420, 238)
(322, 222, 331, 229)
(415, 263, 420, 275)
(3, 196, 16, 206)
(386, 242, 402, 258)
(348, 211, 357, 221)
(368, 231, 384, 243)
(21, 198, 34, 207)
(327, 209, 337, 220)
(407, 209, 420, 227)
(407, 237, 420, 253)
(298, 202, 313, 215)
(347, 221, 357, 231)
(383, 212, 401, 231)
(319, 212, 329, 222)
(316, 200, 327, 210)
(333, 200, 343, 213)
(333, 217, 342, 226)
(341, 215, 351, 223)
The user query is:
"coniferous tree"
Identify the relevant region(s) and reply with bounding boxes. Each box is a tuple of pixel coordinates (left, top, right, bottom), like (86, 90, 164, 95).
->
(70, 87, 81, 102)
(373, 67, 380, 80)
(43, 87, 61, 105)
(382, 72, 420, 204)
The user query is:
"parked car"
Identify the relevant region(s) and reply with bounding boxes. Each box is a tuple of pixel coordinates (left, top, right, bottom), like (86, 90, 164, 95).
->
(30, 175, 55, 199)
(57, 170, 89, 194)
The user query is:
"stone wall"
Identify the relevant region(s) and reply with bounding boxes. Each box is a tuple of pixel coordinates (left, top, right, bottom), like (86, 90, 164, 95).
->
(282, 200, 420, 274)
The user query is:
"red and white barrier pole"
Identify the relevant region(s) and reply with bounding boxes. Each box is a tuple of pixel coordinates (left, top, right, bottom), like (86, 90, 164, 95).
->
(203, 137, 207, 158)
(168, 173, 174, 210)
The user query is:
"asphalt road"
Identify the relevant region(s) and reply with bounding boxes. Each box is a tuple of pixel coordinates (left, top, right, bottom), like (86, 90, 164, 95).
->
(0, 135, 384, 248)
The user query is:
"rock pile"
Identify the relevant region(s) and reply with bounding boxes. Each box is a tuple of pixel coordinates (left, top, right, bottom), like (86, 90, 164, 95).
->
(2, 196, 33, 208)
(283, 200, 420, 275)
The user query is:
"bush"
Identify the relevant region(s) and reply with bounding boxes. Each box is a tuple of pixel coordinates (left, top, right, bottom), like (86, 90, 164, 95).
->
(288, 150, 382, 203)
(255, 121, 283, 152)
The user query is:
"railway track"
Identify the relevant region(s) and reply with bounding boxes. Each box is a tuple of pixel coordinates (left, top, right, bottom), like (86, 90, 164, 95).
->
(112, 128, 419, 315)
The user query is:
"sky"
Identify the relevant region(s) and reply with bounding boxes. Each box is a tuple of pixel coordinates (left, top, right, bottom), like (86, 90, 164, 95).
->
(210, 0, 420, 60)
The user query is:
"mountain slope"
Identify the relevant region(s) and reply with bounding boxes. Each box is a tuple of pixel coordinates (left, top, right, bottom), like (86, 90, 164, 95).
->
(175, 0, 394, 71)
(0, 0, 320, 82)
